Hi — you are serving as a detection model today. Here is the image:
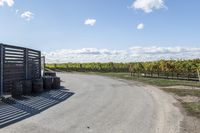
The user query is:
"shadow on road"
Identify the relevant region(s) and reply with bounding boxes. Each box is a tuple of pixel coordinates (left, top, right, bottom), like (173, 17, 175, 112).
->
(0, 87, 74, 128)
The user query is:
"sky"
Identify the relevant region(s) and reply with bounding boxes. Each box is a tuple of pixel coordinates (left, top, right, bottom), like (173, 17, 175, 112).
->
(1, 0, 200, 63)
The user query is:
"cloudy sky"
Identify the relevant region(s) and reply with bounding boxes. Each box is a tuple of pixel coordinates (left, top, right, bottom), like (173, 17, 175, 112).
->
(1, 0, 200, 62)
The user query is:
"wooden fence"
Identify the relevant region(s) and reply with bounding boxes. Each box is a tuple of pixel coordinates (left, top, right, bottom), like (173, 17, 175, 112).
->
(0, 43, 41, 96)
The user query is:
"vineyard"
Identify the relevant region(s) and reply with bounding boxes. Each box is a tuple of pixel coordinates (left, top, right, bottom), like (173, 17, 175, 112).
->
(46, 59, 200, 81)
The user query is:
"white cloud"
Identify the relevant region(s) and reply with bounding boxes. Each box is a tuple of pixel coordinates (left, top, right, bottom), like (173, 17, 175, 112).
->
(137, 23, 144, 30)
(0, 0, 14, 7)
(84, 19, 96, 26)
(42, 47, 200, 63)
(132, 0, 166, 13)
(21, 11, 34, 21)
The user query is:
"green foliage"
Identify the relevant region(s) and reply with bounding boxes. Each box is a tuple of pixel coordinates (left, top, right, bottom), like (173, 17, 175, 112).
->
(46, 59, 200, 80)
(46, 62, 130, 72)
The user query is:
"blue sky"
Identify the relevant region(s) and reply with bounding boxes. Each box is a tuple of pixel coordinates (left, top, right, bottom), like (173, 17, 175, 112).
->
(1, 0, 200, 62)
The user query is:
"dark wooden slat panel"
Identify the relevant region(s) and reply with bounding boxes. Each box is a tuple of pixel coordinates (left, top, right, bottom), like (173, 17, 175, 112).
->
(4, 65, 24, 68)
(1, 44, 41, 94)
(5, 58, 24, 61)
(3, 65, 24, 69)
(28, 57, 39, 60)
(3, 66, 24, 70)
(3, 76, 25, 81)
(4, 71, 25, 75)
(4, 75, 25, 79)
(4, 62, 24, 64)
(28, 62, 39, 64)
(4, 52, 24, 56)
(4, 49, 24, 54)
(4, 45, 25, 51)
(4, 49, 24, 53)
(28, 51, 39, 54)
(4, 70, 24, 72)
(28, 55, 39, 57)
(28, 49, 40, 54)
(4, 72, 25, 76)
(4, 61, 24, 64)
(5, 56, 24, 59)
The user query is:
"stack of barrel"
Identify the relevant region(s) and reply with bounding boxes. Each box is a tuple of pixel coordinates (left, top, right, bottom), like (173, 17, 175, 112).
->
(43, 72, 60, 90)
(11, 72, 60, 98)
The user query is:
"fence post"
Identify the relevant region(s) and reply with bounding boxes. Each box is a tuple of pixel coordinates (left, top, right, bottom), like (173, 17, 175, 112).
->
(197, 69, 200, 82)
(39, 51, 41, 78)
(0, 44, 4, 96)
(43, 56, 46, 70)
(25, 48, 28, 80)
(41, 56, 45, 77)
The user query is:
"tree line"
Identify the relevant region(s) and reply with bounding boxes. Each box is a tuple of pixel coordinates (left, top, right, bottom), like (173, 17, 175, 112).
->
(46, 59, 200, 81)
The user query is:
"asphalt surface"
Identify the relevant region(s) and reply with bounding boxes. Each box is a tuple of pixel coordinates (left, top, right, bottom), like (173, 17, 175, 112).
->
(1, 73, 183, 133)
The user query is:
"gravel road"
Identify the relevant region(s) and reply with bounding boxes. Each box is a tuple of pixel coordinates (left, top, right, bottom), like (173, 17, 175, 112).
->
(1, 73, 183, 133)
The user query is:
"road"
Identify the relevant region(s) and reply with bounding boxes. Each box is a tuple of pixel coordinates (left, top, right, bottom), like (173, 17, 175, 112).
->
(1, 73, 183, 133)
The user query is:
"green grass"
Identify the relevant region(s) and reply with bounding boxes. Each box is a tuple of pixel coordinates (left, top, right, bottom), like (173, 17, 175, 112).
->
(161, 88, 200, 118)
(182, 102, 200, 118)
(85, 72, 200, 87)
(162, 88, 200, 97)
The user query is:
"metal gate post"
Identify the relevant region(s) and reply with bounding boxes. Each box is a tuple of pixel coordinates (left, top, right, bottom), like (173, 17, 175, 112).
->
(0, 44, 4, 97)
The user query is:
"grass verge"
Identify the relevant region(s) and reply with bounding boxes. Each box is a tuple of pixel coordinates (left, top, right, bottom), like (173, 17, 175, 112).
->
(162, 88, 200, 97)
(162, 88, 200, 118)
(85, 72, 200, 87)
(182, 102, 200, 118)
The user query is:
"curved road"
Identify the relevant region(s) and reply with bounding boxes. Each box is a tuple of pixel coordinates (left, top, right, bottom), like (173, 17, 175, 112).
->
(1, 73, 183, 133)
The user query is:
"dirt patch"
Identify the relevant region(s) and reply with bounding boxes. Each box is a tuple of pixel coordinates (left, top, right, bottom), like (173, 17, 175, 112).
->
(176, 102, 200, 133)
(162, 88, 200, 133)
(176, 95, 200, 103)
(182, 116, 200, 133)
